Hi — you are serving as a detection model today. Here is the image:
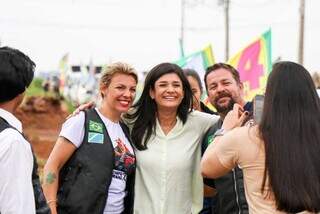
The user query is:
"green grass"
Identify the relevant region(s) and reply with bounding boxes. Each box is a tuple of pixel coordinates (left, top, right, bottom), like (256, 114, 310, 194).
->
(26, 78, 46, 97)
(26, 78, 75, 113)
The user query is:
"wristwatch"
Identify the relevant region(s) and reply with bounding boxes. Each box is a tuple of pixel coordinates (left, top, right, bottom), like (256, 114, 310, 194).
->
(213, 128, 227, 138)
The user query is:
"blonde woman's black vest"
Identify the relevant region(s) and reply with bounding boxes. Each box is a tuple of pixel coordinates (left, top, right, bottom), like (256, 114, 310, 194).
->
(57, 109, 135, 214)
(0, 117, 50, 214)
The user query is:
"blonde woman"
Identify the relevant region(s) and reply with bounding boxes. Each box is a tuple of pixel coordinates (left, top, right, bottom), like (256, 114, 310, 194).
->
(43, 63, 138, 214)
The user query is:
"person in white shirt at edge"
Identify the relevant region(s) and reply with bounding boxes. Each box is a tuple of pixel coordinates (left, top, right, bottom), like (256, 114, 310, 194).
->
(43, 63, 138, 214)
(72, 62, 219, 213)
(0, 47, 40, 213)
(201, 61, 320, 213)
(125, 63, 219, 214)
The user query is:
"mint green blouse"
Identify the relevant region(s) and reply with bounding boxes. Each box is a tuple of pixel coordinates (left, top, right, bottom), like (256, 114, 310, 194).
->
(133, 111, 219, 214)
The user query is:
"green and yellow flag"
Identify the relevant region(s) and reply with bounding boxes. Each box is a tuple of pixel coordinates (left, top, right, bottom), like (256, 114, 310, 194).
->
(228, 30, 272, 101)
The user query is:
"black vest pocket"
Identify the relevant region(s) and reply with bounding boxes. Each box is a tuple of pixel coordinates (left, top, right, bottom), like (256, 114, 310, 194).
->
(58, 163, 82, 206)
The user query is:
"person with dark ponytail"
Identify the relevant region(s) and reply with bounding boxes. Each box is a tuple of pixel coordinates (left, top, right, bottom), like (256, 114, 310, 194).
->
(201, 61, 320, 213)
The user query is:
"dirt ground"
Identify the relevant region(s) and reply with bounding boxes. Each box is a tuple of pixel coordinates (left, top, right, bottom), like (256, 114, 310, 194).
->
(16, 96, 69, 161)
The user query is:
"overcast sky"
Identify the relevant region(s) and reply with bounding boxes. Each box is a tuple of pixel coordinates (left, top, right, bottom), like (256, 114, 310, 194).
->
(1, 0, 319, 74)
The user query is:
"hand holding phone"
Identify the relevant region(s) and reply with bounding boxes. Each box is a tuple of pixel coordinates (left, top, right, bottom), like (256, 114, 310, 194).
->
(222, 104, 249, 131)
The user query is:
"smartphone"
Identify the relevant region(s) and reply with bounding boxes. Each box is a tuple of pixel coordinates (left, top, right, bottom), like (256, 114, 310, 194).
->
(253, 95, 264, 124)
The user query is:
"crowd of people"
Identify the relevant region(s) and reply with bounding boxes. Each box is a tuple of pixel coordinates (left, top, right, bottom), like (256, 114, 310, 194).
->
(1, 46, 320, 214)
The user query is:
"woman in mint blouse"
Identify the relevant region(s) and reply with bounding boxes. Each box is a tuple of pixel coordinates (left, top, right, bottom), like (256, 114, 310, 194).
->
(126, 63, 219, 213)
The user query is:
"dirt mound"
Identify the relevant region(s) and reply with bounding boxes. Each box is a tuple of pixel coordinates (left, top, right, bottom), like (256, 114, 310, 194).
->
(16, 96, 69, 160)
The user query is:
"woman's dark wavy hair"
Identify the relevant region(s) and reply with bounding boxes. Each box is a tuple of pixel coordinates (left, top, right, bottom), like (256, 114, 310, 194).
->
(259, 61, 320, 213)
(126, 62, 193, 150)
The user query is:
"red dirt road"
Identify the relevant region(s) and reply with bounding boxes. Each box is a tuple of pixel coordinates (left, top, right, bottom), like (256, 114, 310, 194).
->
(16, 96, 68, 160)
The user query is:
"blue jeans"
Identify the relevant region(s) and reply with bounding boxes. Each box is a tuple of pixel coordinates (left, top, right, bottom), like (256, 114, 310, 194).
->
(199, 196, 215, 214)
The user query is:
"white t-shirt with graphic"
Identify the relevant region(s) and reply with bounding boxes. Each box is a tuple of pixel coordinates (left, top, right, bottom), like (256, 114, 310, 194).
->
(59, 108, 135, 214)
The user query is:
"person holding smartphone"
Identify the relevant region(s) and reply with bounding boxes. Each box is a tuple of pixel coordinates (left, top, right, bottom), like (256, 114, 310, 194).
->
(201, 61, 320, 213)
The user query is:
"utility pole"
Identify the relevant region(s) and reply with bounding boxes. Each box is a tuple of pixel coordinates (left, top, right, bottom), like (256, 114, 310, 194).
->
(298, 0, 305, 64)
(224, 0, 230, 61)
(180, 0, 186, 57)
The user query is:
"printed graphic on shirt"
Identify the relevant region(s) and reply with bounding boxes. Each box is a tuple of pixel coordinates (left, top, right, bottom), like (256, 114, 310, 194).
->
(89, 120, 103, 133)
(113, 138, 135, 181)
